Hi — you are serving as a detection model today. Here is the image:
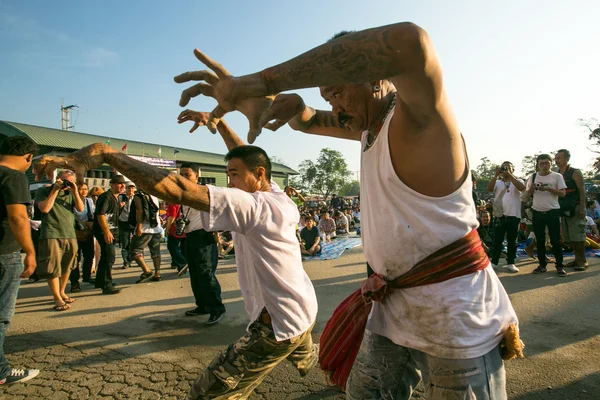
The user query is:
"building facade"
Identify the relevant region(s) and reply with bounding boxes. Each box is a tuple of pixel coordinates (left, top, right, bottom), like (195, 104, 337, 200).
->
(0, 121, 297, 193)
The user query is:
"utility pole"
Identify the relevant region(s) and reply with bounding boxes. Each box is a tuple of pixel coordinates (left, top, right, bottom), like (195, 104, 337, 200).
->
(61, 99, 78, 130)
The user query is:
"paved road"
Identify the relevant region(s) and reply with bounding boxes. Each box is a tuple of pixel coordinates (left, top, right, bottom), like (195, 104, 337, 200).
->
(2, 247, 599, 399)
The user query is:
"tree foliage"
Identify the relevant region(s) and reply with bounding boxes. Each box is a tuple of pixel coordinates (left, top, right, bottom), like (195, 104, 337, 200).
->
(339, 180, 360, 197)
(296, 148, 351, 198)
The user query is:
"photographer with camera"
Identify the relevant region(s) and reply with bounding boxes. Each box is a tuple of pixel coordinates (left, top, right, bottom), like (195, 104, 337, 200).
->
(35, 170, 84, 310)
(555, 149, 588, 271)
(526, 154, 567, 276)
(486, 161, 525, 273)
(164, 203, 187, 274)
(179, 163, 226, 324)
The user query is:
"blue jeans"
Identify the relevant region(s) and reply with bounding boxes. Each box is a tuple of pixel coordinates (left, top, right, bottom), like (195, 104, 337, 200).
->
(0, 252, 24, 379)
(347, 330, 507, 400)
(167, 236, 187, 268)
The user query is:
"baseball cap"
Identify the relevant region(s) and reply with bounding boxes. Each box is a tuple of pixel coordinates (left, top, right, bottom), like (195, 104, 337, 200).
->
(126, 181, 136, 187)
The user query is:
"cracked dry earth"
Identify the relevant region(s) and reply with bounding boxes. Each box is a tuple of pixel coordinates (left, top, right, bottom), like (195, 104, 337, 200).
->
(2, 248, 374, 400)
(3, 246, 599, 399)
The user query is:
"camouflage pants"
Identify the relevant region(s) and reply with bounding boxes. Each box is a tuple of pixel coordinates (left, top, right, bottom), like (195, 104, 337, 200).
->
(187, 316, 317, 400)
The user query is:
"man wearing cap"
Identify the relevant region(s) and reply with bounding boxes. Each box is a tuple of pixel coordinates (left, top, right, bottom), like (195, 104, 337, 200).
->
(92, 175, 125, 295)
(118, 181, 136, 269)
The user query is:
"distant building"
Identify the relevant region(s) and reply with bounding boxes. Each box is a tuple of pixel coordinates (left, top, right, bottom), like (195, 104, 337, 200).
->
(0, 121, 297, 194)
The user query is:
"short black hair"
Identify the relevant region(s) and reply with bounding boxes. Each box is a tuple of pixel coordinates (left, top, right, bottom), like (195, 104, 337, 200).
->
(180, 163, 200, 175)
(0, 136, 39, 157)
(536, 154, 553, 164)
(224, 145, 272, 181)
(557, 149, 571, 160)
(587, 200, 595, 208)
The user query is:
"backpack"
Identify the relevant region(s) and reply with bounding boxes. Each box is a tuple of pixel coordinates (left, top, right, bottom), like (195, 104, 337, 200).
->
(128, 191, 159, 228)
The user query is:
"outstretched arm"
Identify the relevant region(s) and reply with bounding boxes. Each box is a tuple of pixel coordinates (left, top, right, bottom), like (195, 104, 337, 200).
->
(178, 110, 245, 151)
(34, 144, 211, 213)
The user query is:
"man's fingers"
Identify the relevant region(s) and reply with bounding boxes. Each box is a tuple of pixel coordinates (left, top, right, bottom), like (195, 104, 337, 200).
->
(247, 117, 263, 144)
(194, 49, 231, 78)
(179, 83, 216, 107)
(264, 121, 286, 132)
(207, 106, 226, 134)
(173, 70, 219, 86)
(189, 122, 200, 133)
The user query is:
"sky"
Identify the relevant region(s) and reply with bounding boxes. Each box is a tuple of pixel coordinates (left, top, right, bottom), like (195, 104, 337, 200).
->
(1, 0, 599, 178)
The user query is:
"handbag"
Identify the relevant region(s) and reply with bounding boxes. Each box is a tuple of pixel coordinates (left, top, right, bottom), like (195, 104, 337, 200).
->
(75, 198, 93, 241)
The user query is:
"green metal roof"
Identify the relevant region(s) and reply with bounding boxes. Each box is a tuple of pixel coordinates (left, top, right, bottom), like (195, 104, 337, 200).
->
(0, 120, 298, 175)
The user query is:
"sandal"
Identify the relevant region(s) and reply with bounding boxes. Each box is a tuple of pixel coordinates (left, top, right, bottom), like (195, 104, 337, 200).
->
(53, 303, 70, 311)
(62, 297, 76, 304)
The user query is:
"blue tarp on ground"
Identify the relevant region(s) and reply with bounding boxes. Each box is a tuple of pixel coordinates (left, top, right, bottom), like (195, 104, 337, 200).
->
(302, 237, 362, 261)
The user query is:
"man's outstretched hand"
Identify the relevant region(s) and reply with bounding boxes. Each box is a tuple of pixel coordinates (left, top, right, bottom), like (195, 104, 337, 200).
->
(177, 110, 212, 134)
(174, 49, 275, 143)
(33, 143, 112, 184)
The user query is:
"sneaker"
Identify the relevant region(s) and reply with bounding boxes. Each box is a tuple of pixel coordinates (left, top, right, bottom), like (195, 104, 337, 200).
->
(0, 368, 40, 385)
(135, 271, 154, 283)
(70, 284, 81, 293)
(205, 311, 226, 326)
(574, 263, 588, 271)
(532, 266, 547, 274)
(504, 264, 519, 273)
(177, 265, 188, 277)
(185, 307, 209, 316)
(150, 275, 161, 282)
(27, 276, 39, 283)
(557, 268, 568, 277)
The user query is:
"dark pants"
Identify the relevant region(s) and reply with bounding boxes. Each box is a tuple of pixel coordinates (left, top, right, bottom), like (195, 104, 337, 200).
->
(118, 221, 132, 265)
(491, 216, 520, 265)
(167, 236, 187, 268)
(70, 236, 95, 284)
(94, 232, 116, 290)
(185, 230, 225, 314)
(533, 209, 563, 267)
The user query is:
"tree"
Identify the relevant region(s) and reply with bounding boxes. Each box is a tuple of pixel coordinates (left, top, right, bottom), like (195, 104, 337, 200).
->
(339, 180, 360, 197)
(296, 148, 351, 198)
(576, 117, 600, 144)
(474, 157, 496, 190)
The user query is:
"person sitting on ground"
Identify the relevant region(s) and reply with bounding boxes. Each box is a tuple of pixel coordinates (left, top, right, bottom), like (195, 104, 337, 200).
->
(335, 210, 349, 235)
(217, 231, 234, 258)
(310, 209, 319, 223)
(318, 211, 336, 242)
(352, 207, 360, 223)
(586, 200, 600, 226)
(477, 211, 494, 255)
(300, 216, 322, 257)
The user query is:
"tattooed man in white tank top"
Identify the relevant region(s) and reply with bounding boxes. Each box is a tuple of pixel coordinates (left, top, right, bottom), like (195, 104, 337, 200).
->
(175, 22, 518, 400)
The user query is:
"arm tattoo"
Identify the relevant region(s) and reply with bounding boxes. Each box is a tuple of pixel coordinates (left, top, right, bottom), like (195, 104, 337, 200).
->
(261, 23, 422, 93)
(309, 110, 343, 129)
(104, 153, 210, 212)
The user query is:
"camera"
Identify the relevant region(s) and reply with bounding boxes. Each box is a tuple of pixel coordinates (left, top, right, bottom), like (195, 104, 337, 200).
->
(175, 216, 189, 236)
(534, 182, 543, 189)
(62, 181, 71, 189)
(500, 165, 508, 172)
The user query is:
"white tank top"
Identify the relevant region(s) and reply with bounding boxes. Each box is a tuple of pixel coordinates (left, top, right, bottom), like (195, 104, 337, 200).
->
(360, 107, 518, 359)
